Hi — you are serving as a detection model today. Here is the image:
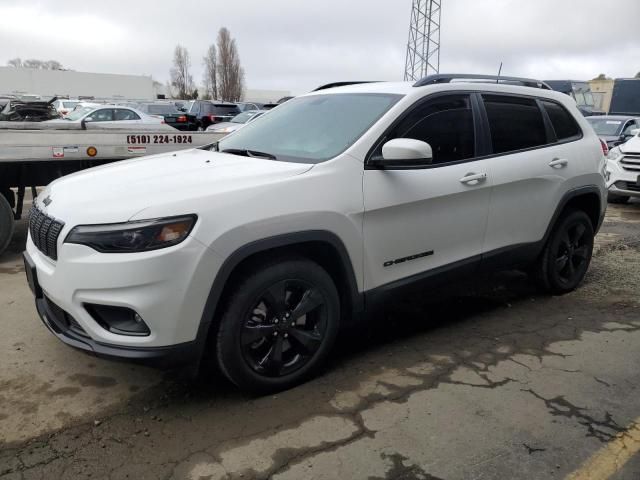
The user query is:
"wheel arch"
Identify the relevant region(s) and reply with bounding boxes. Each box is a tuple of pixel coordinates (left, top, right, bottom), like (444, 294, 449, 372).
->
(544, 186, 603, 244)
(194, 230, 363, 362)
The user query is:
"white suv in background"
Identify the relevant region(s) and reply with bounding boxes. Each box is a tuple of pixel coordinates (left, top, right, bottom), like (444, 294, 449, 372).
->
(24, 75, 607, 393)
(605, 129, 640, 203)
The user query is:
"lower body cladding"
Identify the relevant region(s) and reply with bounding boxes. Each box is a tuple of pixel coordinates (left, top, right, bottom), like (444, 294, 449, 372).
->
(23, 234, 222, 366)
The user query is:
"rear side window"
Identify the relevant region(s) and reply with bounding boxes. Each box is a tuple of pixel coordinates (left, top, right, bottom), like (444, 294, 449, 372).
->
(211, 104, 241, 115)
(542, 101, 581, 140)
(374, 94, 475, 165)
(114, 109, 140, 121)
(483, 95, 547, 154)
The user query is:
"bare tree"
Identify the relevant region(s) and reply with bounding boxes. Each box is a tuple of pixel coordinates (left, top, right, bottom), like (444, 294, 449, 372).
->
(45, 60, 63, 70)
(202, 44, 218, 100)
(216, 28, 244, 102)
(169, 45, 194, 99)
(13, 58, 63, 69)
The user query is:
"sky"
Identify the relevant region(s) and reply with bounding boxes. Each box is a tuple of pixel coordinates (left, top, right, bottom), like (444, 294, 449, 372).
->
(1, 0, 639, 95)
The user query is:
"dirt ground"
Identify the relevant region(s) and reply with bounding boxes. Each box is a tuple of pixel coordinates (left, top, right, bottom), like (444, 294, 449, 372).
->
(0, 198, 639, 480)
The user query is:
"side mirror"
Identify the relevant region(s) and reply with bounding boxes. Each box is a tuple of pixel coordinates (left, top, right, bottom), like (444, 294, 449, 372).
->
(631, 128, 640, 137)
(376, 138, 432, 168)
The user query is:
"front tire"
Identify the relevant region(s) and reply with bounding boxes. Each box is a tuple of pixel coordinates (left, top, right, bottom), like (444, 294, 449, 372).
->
(535, 209, 594, 295)
(0, 193, 15, 256)
(216, 258, 340, 394)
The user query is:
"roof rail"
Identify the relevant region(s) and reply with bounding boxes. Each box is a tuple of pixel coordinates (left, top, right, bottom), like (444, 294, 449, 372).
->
(413, 74, 552, 90)
(313, 81, 380, 92)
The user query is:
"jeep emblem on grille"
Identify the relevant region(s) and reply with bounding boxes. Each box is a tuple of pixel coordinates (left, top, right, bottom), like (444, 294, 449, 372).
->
(42, 196, 52, 206)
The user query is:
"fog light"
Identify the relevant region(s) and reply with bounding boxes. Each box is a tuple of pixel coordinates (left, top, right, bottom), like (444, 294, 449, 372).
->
(85, 304, 151, 336)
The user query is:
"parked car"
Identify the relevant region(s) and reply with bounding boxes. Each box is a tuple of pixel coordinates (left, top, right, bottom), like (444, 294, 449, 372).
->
(545, 80, 605, 117)
(609, 78, 640, 117)
(187, 101, 241, 130)
(605, 128, 640, 203)
(586, 115, 640, 149)
(45, 105, 163, 128)
(205, 110, 267, 133)
(24, 74, 606, 393)
(136, 102, 198, 131)
(236, 102, 261, 112)
(52, 99, 80, 116)
(0, 98, 60, 121)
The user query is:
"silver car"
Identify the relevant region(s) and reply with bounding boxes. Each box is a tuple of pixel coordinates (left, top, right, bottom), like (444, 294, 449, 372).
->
(206, 110, 267, 134)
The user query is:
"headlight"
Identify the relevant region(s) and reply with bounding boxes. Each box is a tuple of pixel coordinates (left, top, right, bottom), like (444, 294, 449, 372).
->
(607, 146, 623, 162)
(65, 215, 196, 253)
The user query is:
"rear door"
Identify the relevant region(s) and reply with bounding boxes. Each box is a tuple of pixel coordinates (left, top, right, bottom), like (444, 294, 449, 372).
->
(480, 94, 585, 265)
(363, 93, 492, 291)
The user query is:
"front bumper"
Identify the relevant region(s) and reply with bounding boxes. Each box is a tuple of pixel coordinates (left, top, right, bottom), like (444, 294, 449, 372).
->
(24, 232, 223, 365)
(34, 290, 199, 367)
(606, 160, 640, 198)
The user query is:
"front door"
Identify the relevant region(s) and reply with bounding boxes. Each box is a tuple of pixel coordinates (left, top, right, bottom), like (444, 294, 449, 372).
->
(363, 93, 492, 291)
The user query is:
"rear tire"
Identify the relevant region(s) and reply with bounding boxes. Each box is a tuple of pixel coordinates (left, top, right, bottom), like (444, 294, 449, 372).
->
(607, 193, 629, 204)
(0, 193, 15, 256)
(535, 209, 594, 295)
(216, 257, 340, 394)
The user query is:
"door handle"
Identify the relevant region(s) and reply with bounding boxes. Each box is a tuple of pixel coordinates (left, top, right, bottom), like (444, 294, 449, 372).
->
(549, 158, 568, 168)
(460, 172, 487, 185)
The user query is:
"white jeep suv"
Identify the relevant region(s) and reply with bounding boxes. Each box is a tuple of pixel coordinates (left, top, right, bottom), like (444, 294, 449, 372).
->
(24, 75, 607, 393)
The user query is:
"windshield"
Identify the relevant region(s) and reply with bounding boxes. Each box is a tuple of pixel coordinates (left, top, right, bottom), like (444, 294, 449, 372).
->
(587, 118, 623, 136)
(231, 111, 258, 124)
(218, 93, 402, 163)
(64, 106, 94, 121)
(63, 101, 79, 108)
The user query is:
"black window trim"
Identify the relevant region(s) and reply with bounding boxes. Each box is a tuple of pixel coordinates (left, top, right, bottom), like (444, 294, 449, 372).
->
(365, 90, 486, 170)
(364, 90, 585, 171)
(538, 98, 583, 144)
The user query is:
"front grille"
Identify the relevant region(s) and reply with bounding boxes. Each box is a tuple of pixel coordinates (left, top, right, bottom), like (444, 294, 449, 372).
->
(620, 153, 640, 172)
(29, 206, 64, 260)
(615, 181, 640, 192)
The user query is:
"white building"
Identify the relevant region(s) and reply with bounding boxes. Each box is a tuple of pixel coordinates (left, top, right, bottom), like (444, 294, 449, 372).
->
(0, 67, 156, 100)
(0, 67, 291, 103)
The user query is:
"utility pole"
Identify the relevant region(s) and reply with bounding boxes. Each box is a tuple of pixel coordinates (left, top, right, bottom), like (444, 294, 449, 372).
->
(404, 0, 442, 82)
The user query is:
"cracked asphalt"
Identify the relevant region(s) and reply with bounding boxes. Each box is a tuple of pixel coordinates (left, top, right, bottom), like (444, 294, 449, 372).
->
(1, 198, 639, 480)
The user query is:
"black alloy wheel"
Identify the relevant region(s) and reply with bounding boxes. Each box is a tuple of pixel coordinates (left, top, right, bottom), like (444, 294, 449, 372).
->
(554, 222, 591, 286)
(535, 209, 594, 295)
(241, 279, 327, 377)
(216, 258, 340, 393)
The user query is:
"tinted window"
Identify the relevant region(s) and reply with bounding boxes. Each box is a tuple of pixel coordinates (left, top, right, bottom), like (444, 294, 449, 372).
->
(218, 93, 401, 163)
(210, 104, 241, 115)
(86, 109, 114, 122)
(373, 94, 475, 164)
(542, 101, 581, 140)
(188, 101, 200, 114)
(483, 95, 547, 154)
(114, 109, 140, 121)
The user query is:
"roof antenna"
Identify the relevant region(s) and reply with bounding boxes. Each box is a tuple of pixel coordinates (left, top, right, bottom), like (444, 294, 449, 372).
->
(497, 62, 503, 83)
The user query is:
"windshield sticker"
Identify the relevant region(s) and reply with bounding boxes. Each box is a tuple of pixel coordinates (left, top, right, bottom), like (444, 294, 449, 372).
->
(606, 121, 622, 125)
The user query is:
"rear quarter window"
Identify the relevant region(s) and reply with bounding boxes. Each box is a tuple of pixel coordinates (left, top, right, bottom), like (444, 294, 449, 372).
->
(541, 100, 581, 140)
(483, 95, 547, 154)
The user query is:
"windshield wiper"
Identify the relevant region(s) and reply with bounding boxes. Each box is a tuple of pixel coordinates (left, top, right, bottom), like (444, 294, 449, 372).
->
(221, 148, 277, 160)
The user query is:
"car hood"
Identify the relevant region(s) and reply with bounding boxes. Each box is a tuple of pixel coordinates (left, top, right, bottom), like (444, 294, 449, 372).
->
(39, 149, 313, 225)
(620, 135, 640, 154)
